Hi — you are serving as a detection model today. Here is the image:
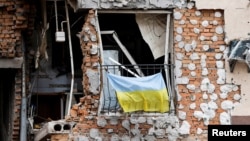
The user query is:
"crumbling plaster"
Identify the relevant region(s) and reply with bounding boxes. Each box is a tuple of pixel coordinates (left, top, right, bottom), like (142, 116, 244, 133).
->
(195, 0, 250, 116)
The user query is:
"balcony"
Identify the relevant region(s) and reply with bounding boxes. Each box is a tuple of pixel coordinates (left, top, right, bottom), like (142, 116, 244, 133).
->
(99, 63, 172, 114)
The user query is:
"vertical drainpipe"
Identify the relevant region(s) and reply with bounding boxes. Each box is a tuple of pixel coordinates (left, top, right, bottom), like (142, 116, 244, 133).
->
(65, 0, 75, 116)
(54, 0, 59, 32)
(20, 36, 27, 141)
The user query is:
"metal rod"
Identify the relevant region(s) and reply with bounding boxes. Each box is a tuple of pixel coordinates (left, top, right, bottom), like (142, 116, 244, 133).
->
(108, 57, 140, 78)
(65, 0, 75, 116)
(164, 14, 175, 112)
(112, 32, 144, 76)
(54, 0, 59, 31)
(20, 37, 27, 141)
(101, 30, 144, 76)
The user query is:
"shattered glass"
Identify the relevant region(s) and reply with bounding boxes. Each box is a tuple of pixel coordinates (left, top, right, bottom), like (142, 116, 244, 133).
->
(228, 39, 250, 61)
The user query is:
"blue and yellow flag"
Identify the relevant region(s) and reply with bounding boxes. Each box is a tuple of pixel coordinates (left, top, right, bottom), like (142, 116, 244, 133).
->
(107, 73, 169, 113)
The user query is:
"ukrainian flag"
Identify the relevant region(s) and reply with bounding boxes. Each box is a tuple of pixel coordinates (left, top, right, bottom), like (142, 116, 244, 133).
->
(107, 72, 169, 113)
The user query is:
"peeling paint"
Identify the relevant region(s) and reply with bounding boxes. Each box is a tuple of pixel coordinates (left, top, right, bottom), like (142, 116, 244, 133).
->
(190, 95, 196, 101)
(202, 68, 208, 76)
(233, 93, 241, 101)
(220, 92, 228, 99)
(178, 111, 186, 120)
(187, 2, 195, 9)
(215, 53, 223, 59)
(178, 41, 185, 48)
(202, 45, 210, 51)
(201, 20, 209, 27)
(97, 117, 107, 127)
(188, 63, 196, 70)
(199, 35, 206, 41)
(175, 34, 182, 42)
(194, 111, 204, 121)
(192, 40, 197, 49)
(111, 134, 119, 141)
(200, 54, 207, 68)
(215, 26, 224, 34)
(216, 61, 224, 69)
(154, 129, 166, 138)
(175, 60, 182, 69)
(190, 53, 199, 60)
(232, 85, 239, 91)
(217, 69, 226, 84)
(185, 44, 192, 52)
(146, 117, 154, 125)
(121, 135, 130, 141)
(143, 135, 156, 141)
(220, 112, 231, 125)
(178, 104, 184, 109)
(176, 27, 183, 34)
(131, 124, 140, 136)
(107, 129, 113, 133)
(197, 128, 203, 135)
(176, 77, 189, 84)
(122, 120, 130, 131)
(178, 121, 191, 135)
(210, 93, 218, 101)
(187, 84, 196, 90)
(179, 19, 185, 25)
(194, 28, 200, 34)
(200, 78, 215, 93)
(208, 101, 218, 110)
(189, 103, 196, 109)
(86, 69, 100, 95)
(212, 35, 218, 42)
(130, 117, 138, 124)
(190, 71, 196, 77)
(212, 20, 218, 25)
(202, 93, 208, 100)
(166, 127, 179, 141)
(176, 68, 182, 77)
(174, 11, 183, 20)
(176, 53, 184, 60)
(90, 128, 100, 139)
(220, 84, 235, 93)
(90, 44, 98, 55)
(190, 20, 198, 25)
(215, 11, 222, 17)
(221, 100, 234, 110)
(201, 54, 207, 60)
(195, 11, 201, 16)
(220, 45, 226, 51)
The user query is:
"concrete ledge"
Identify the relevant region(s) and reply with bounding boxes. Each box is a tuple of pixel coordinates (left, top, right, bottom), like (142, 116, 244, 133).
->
(0, 57, 23, 68)
(34, 120, 75, 141)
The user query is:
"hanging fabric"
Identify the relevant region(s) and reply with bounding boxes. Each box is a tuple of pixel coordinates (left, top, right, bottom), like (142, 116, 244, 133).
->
(107, 72, 169, 113)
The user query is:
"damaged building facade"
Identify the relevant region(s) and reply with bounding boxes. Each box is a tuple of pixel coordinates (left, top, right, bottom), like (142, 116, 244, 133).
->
(1, 0, 250, 141)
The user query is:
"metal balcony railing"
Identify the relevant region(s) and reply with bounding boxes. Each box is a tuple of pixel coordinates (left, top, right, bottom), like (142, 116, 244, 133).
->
(100, 64, 171, 114)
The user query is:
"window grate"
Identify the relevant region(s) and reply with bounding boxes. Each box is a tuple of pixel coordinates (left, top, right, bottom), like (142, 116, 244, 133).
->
(100, 64, 172, 114)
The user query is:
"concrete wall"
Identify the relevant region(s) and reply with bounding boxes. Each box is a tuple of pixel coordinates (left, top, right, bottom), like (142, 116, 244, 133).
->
(70, 0, 183, 10)
(195, 0, 250, 116)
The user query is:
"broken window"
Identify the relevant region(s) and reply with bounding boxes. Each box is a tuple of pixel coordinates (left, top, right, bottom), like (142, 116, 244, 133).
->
(28, 1, 85, 130)
(228, 39, 250, 72)
(96, 12, 173, 115)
